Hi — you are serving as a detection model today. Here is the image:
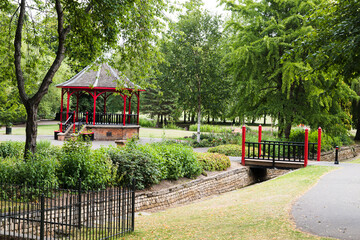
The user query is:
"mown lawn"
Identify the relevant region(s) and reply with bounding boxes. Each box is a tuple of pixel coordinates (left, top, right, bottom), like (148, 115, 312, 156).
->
(350, 158, 360, 163)
(124, 166, 335, 240)
(0, 124, 195, 139)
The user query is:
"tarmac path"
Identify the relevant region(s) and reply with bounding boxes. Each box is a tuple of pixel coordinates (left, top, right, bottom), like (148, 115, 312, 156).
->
(292, 161, 360, 240)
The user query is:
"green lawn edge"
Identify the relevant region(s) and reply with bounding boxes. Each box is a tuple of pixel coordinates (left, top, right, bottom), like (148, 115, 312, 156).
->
(125, 166, 336, 240)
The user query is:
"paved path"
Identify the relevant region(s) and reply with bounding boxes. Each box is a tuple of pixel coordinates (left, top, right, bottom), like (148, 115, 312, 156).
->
(292, 161, 360, 240)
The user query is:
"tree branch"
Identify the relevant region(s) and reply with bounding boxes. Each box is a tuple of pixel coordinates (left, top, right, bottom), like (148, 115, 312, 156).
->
(32, 0, 71, 103)
(14, 0, 28, 103)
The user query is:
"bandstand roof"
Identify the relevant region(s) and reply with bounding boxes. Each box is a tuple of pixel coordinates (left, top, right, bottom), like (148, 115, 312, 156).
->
(56, 62, 142, 90)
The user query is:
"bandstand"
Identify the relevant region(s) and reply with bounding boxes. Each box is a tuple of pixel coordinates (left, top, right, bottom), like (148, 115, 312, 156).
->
(55, 62, 144, 141)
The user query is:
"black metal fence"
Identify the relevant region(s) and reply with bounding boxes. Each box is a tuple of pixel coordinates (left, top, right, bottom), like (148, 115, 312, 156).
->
(245, 140, 318, 162)
(0, 181, 135, 239)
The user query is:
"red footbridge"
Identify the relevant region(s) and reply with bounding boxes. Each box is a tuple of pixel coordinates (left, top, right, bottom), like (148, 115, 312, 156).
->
(241, 126, 322, 169)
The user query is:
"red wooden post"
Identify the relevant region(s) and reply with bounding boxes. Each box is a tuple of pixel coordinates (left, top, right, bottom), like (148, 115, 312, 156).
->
(93, 91, 97, 126)
(128, 95, 132, 124)
(241, 125, 246, 166)
(66, 91, 70, 121)
(317, 127, 322, 161)
(258, 125, 262, 157)
(60, 89, 64, 132)
(73, 111, 76, 133)
(304, 128, 309, 167)
(86, 112, 88, 124)
(123, 96, 127, 126)
(136, 92, 140, 125)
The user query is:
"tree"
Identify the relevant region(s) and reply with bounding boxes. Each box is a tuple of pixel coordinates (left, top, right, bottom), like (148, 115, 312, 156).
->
(221, 0, 356, 138)
(3, 0, 167, 157)
(300, 0, 360, 138)
(161, 0, 227, 142)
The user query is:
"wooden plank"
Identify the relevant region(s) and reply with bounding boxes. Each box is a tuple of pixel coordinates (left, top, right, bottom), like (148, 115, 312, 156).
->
(244, 159, 304, 169)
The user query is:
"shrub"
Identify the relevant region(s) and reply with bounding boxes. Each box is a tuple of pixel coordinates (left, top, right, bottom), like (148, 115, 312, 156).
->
(139, 118, 156, 128)
(196, 152, 231, 171)
(150, 142, 202, 180)
(58, 138, 113, 190)
(108, 148, 161, 190)
(0, 155, 58, 187)
(0, 141, 24, 159)
(289, 128, 353, 152)
(208, 144, 242, 156)
(163, 122, 183, 130)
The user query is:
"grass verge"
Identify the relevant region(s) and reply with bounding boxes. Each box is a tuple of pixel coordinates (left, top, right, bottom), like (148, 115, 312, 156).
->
(349, 158, 360, 163)
(126, 166, 335, 240)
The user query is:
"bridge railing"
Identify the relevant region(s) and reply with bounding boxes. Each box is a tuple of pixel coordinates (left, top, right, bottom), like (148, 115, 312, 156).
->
(260, 140, 318, 160)
(245, 141, 310, 162)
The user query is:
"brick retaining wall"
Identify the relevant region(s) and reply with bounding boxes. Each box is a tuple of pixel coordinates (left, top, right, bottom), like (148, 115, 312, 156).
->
(135, 165, 288, 212)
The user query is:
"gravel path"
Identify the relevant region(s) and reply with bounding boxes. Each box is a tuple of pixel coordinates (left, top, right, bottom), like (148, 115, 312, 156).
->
(292, 161, 360, 240)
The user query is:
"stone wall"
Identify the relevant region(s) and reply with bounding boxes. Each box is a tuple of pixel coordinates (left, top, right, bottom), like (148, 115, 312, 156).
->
(320, 145, 360, 162)
(135, 166, 288, 212)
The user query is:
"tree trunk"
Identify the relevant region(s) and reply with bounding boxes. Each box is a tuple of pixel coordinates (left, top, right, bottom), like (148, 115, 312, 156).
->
(284, 123, 292, 139)
(191, 114, 195, 123)
(155, 114, 160, 128)
(278, 115, 284, 138)
(207, 115, 210, 124)
(184, 112, 186, 123)
(264, 114, 266, 125)
(24, 104, 39, 158)
(355, 116, 360, 140)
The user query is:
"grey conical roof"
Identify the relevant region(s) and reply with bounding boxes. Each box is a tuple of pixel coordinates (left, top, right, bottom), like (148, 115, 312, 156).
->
(57, 62, 137, 89)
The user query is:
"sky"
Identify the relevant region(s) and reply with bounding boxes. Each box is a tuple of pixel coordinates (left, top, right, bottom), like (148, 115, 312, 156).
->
(170, 0, 228, 19)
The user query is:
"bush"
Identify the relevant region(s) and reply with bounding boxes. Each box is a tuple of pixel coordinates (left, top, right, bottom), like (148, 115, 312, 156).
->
(151, 142, 202, 180)
(163, 122, 183, 130)
(196, 152, 231, 171)
(139, 118, 156, 128)
(108, 148, 161, 190)
(0, 141, 24, 159)
(58, 138, 113, 190)
(0, 155, 58, 187)
(289, 128, 353, 152)
(208, 144, 242, 156)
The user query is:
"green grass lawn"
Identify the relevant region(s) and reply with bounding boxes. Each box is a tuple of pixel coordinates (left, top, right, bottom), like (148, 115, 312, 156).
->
(0, 124, 195, 139)
(350, 158, 360, 163)
(125, 166, 335, 240)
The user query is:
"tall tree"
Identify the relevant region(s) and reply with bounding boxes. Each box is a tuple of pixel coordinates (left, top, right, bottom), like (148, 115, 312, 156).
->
(3, 0, 167, 157)
(162, 0, 227, 142)
(222, 0, 356, 138)
(300, 0, 360, 138)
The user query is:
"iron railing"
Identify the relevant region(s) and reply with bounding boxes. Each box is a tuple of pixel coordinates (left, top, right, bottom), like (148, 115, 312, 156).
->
(261, 140, 318, 160)
(61, 112, 139, 126)
(0, 180, 135, 240)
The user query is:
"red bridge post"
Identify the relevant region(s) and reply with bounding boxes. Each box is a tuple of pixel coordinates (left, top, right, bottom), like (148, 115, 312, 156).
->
(317, 127, 322, 161)
(242, 125, 246, 166)
(304, 128, 309, 167)
(258, 125, 262, 157)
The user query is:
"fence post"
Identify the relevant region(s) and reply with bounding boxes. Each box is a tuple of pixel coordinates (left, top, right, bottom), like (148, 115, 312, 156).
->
(86, 112, 89, 124)
(317, 127, 322, 161)
(304, 128, 309, 167)
(241, 125, 246, 166)
(78, 178, 82, 229)
(258, 125, 262, 157)
(335, 146, 339, 164)
(40, 194, 45, 240)
(73, 111, 76, 133)
(131, 179, 136, 231)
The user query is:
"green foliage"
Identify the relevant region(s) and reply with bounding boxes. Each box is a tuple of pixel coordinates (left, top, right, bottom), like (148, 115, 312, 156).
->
(163, 122, 182, 130)
(189, 124, 232, 133)
(139, 118, 156, 128)
(222, 0, 356, 138)
(150, 142, 202, 180)
(208, 144, 242, 157)
(195, 152, 231, 171)
(108, 148, 161, 190)
(58, 138, 113, 190)
(289, 128, 353, 152)
(0, 155, 58, 187)
(0, 141, 24, 159)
